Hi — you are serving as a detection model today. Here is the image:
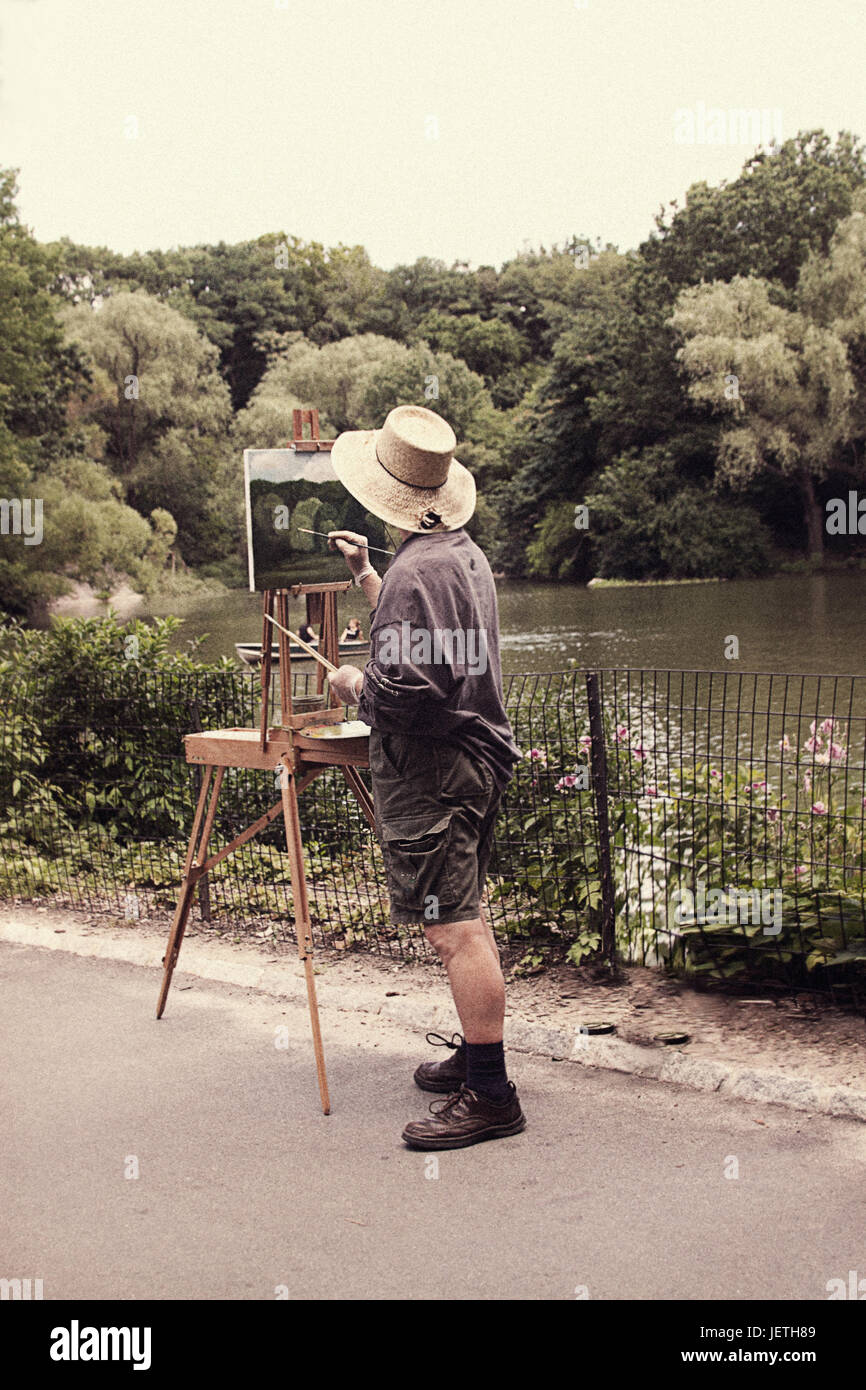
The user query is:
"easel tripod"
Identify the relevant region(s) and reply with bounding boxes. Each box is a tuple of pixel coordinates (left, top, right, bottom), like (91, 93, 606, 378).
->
(155, 579, 376, 1114)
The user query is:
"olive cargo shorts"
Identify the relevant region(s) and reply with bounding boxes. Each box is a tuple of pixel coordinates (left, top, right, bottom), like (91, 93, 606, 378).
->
(368, 728, 502, 926)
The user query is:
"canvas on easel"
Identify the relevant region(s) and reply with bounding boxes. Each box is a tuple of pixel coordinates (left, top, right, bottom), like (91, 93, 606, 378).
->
(244, 410, 391, 591)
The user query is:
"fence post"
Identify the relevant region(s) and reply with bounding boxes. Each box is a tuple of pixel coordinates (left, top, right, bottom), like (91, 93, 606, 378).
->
(585, 671, 616, 967)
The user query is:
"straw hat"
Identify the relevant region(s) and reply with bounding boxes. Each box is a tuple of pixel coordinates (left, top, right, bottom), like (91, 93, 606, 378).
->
(330, 405, 476, 533)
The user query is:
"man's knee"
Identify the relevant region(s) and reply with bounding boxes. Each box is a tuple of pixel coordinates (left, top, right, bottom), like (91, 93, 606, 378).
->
(425, 916, 485, 965)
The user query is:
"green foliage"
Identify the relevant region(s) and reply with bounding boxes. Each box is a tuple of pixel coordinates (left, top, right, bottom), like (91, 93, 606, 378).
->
(669, 269, 859, 557)
(490, 741, 604, 958)
(639, 130, 866, 299)
(505, 132, 866, 576)
(605, 707, 866, 992)
(0, 614, 242, 842)
(525, 499, 591, 580)
(585, 447, 772, 579)
(0, 169, 86, 439)
(1, 130, 865, 611)
(61, 289, 237, 565)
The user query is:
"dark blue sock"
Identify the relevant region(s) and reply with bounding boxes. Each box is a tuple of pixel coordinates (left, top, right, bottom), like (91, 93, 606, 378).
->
(465, 1040, 510, 1103)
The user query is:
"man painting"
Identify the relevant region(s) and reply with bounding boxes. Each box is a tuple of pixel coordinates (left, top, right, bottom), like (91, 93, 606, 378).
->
(326, 404, 526, 1150)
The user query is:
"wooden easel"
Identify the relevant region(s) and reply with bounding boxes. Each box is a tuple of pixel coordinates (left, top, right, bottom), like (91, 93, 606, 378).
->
(155, 413, 376, 1114)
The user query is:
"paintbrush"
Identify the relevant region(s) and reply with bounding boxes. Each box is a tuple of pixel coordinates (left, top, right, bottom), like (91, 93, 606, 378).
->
(265, 612, 339, 674)
(296, 528, 396, 557)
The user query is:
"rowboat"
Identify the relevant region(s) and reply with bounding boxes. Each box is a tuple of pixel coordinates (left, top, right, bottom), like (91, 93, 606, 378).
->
(235, 639, 369, 667)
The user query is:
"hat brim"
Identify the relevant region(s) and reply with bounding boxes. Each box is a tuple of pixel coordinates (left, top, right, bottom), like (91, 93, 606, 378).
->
(330, 428, 476, 533)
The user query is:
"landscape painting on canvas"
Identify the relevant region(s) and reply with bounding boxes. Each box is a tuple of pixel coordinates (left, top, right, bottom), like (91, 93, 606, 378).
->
(243, 448, 391, 591)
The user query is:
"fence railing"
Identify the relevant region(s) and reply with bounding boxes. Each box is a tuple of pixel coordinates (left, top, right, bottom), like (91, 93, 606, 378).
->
(2, 666, 865, 1006)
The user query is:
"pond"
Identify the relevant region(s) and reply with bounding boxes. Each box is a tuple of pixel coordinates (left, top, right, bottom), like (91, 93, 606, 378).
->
(135, 572, 866, 676)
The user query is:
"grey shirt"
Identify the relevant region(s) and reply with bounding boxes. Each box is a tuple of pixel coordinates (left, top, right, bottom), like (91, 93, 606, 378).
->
(357, 530, 521, 791)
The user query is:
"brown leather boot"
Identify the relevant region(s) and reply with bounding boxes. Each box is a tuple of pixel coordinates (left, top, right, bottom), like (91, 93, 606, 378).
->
(413, 1032, 467, 1093)
(402, 1082, 526, 1150)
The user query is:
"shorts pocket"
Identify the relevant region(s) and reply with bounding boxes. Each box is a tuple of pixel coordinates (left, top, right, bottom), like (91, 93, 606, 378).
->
(380, 810, 458, 912)
(370, 730, 428, 782)
(437, 744, 493, 803)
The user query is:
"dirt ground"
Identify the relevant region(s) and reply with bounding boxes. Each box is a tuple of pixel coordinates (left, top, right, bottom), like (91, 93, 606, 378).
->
(7, 896, 866, 1094)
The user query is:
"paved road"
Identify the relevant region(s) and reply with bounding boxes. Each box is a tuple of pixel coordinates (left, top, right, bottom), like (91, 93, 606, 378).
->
(2, 940, 865, 1300)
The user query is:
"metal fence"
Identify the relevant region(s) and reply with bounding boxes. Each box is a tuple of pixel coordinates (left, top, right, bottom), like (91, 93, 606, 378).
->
(2, 665, 865, 1005)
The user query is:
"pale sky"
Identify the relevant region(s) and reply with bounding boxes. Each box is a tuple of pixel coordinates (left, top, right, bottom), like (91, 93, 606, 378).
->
(0, 0, 863, 269)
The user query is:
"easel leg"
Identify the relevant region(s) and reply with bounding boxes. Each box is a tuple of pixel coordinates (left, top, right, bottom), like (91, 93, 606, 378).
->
(280, 755, 331, 1115)
(156, 764, 225, 1019)
(341, 765, 377, 831)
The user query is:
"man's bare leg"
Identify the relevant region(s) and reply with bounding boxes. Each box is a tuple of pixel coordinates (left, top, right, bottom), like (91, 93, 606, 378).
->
(479, 902, 501, 971)
(425, 916, 505, 1043)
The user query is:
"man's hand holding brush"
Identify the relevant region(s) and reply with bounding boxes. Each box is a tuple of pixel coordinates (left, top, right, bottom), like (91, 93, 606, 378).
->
(328, 527, 383, 610)
(326, 529, 381, 704)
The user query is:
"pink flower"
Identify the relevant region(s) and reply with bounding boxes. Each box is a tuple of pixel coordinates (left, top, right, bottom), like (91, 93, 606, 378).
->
(779, 735, 792, 752)
(803, 773, 812, 792)
(555, 774, 578, 793)
(811, 801, 827, 815)
(810, 720, 818, 736)
(830, 743, 845, 762)
(750, 780, 767, 791)
(794, 865, 808, 877)
(804, 736, 822, 753)
(767, 808, 780, 822)
(644, 785, 658, 797)
(820, 718, 836, 736)
(525, 748, 547, 764)
(710, 768, 721, 780)
(578, 734, 592, 752)
(631, 744, 647, 762)
(616, 725, 630, 743)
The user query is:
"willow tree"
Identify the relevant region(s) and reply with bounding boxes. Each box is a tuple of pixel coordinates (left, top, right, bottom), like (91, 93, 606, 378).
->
(669, 275, 854, 560)
(798, 195, 866, 457)
(63, 290, 236, 563)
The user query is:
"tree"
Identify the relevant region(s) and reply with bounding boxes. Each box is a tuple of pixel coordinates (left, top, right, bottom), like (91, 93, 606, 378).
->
(638, 130, 866, 305)
(244, 332, 508, 456)
(498, 249, 703, 565)
(798, 190, 866, 464)
(585, 447, 772, 580)
(263, 333, 404, 434)
(0, 170, 166, 620)
(63, 291, 235, 562)
(669, 276, 855, 559)
(0, 169, 86, 444)
(64, 291, 231, 473)
(415, 309, 527, 404)
(0, 442, 184, 621)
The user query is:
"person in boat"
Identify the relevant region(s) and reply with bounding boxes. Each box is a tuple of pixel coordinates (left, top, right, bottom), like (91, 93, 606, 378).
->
(326, 404, 524, 1152)
(297, 622, 318, 646)
(339, 618, 364, 643)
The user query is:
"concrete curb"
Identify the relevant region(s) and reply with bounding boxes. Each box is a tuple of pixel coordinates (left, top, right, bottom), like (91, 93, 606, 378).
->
(3, 914, 866, 1124)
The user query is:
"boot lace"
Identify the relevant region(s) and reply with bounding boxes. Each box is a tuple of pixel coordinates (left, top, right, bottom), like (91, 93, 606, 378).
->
(424, 1031, 464, 1051)
(429, 1084, 470, 1118)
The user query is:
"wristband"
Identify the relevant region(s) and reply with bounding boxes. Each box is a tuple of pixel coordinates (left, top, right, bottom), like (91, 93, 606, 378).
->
(354, 564, 375, 586)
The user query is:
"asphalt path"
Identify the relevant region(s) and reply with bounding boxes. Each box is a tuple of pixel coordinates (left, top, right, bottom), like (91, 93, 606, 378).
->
(3, 940, 866, 1301)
